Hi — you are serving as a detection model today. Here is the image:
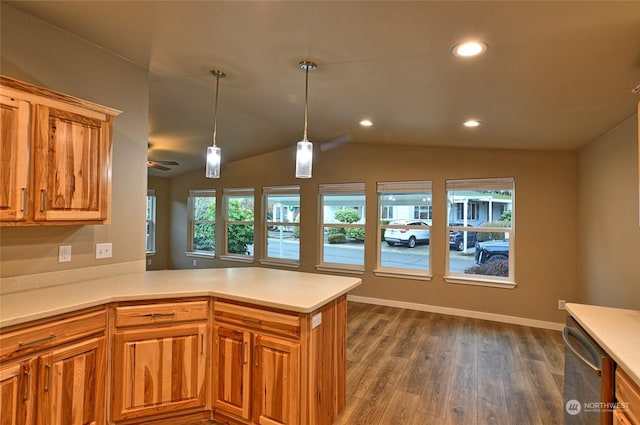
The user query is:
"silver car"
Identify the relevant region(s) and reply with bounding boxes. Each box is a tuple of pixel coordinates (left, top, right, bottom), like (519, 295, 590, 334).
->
(384, 219, 430, 248)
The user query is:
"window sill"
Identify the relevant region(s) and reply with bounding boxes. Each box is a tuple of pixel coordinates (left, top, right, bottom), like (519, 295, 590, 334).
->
(444, 275, 516, 289)
(315, 264, 364, 275)
(373, 269, 432, 281)
(146, 251, 156, 256)
(185, 251, 215, 259)
(259, 259, 300, 269)
(220, 255, 254, 264)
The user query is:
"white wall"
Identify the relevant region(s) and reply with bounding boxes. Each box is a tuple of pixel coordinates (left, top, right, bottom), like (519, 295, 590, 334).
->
(577, 112, 640, 309)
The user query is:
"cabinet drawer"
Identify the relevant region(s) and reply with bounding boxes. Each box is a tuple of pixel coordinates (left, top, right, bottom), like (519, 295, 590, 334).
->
(213, 301, 300, 338)
(115, 300, 209, 327)
(616, 368, 640, 425)
(0, 309, 106, 362)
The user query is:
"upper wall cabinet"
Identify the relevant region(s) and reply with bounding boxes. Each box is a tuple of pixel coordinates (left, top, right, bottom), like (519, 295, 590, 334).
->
(0, 75, 121, 226)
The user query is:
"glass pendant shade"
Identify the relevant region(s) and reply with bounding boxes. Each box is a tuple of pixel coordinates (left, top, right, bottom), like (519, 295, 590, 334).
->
(295, 139, 313, 178)
(206, 145, 221, 178)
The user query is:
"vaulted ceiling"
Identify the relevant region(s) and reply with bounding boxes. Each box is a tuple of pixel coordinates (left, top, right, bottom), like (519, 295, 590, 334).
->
(7, 1, 640, 176)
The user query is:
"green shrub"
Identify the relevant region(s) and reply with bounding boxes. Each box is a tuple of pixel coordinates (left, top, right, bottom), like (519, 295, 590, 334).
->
(334, 208, 360, 224)
(346, 228, 365, 241)
(328, 233, 346, 244)
(327, 227, 346, 235)
(464, 259, 509, 277)
(476, 220, 511, 242)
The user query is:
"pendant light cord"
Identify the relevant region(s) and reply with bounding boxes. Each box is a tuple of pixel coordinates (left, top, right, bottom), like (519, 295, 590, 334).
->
(212, 75, 220, 147)
(303, 65, 309, 141)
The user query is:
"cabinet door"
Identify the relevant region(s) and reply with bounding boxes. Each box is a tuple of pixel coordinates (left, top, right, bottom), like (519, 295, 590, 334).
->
(32, 104, 111, 222)
(0, 95, 30, 222)
(253, 335, 300, 425)
(213, 325, 251, 421)
(37, 336, 105, 425)
(0, 359, 36, 425)
(112, 324, 207, 421)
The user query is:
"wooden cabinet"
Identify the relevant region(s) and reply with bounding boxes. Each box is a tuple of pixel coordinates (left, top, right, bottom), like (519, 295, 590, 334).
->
(0, 75, 120, 226)
(213, 297, 346, 425)
(111, 300, 209, 423)
(0, 308, 107, 425)
(616, 368, 640, 425)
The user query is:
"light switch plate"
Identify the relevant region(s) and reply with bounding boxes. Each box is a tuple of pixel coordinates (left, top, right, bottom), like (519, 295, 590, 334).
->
(96, 243, 112, 259)
(311, 313, 322, 329)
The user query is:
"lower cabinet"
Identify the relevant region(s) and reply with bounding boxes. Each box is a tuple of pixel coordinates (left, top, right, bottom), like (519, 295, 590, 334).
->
(110, 300, 209, 424)
(212, 296, 346, 425)
(0, 308, 107, 425)
(616, 368, 640, 425)
(213, 324, 300, 425)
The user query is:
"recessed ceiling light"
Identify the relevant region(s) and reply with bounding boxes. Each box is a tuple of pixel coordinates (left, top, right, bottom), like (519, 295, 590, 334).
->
(359, 119, 373, 127)
(453, 41, 488, 58)
(463, 119, 482, 128)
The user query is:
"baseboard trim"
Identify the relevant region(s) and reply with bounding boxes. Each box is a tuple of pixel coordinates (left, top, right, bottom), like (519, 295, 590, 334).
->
(347, 295, 565, 331)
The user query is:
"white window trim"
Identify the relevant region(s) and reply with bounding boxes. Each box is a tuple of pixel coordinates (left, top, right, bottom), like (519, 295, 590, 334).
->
(262, 185, 300, 267)
(222, 187, 255, 261)
(376, 181, 433, 278)
(316, 183, 366, 273)
(445, 177, 515, 285)
(186, 189, 216, 258)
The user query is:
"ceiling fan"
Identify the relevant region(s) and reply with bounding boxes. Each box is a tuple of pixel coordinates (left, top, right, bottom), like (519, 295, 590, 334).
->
(147, 160, 179, 171)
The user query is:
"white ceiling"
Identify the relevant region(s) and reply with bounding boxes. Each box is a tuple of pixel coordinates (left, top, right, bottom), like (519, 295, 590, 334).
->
(7, 1, 640, 177)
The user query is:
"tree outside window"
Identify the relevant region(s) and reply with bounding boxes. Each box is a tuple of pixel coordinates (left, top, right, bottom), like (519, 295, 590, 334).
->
(188, 190, 216, 255)
(223, 189, 254, 258)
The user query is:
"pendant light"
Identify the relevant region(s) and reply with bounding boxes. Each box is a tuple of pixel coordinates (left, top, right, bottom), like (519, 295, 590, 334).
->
(295, 61, 317, 179)
(206, 69, 226, 178)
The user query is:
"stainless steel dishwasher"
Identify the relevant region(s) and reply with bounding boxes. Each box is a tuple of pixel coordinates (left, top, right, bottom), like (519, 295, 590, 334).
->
(563, 316, 614, 425)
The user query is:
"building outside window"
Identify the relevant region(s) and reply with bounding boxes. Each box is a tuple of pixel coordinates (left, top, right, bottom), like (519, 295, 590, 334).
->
(318, 183, 366, 273)
(223, 188, 255, 261)
(187, 189, 216, 257)
(263, 186, 300, 265)
(446, 178, 515, 286)
(376, 181, 432, 278)
(146, 189, 156, 254)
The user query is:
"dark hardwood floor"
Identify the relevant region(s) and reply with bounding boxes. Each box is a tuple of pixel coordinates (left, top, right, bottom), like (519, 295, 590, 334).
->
(335, 302, 565, 425)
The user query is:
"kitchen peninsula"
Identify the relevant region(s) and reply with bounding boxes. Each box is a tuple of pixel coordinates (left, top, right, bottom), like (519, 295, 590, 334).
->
(0, 267, 362, 425)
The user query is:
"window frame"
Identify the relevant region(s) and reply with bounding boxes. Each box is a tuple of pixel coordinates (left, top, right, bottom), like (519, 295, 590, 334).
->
(261, 185, 300, 268)
(222, 187, 255, 263)
(317, 183, 366, 274)
(146, 189, 156, 255)
(186, 189, 216, 258)
(445, 177, 515, 288)
(375, 181, 433, 280)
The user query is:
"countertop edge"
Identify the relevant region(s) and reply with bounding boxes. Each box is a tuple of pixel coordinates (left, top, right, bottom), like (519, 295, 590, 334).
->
(0, 268, 363, 328)
(566, 303, 640, 387)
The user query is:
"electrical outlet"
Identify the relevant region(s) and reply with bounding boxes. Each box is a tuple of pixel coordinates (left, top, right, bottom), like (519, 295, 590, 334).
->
(193, 259, 197, 267)
(96, 243, 112, 259)
(58, 245, 72, 263)
(558, 299, 566, 310)
(311, 313, 322, 329)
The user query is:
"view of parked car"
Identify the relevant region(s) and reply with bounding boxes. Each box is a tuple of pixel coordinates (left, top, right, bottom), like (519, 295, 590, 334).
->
(475, 239, 509, 264)
(384, 219, 430, 248)
(449, 222, 477, 251)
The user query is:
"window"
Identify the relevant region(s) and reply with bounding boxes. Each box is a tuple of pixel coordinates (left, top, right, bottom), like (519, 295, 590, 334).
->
(187, 189, 216, 256)
(263, 186, 300, 265)
(446, 178, 515, 286)
(318, 183, 366, 273)
(376, 181, 432, 278)
(223, 188, 255, 261)
(146, 190, 156, 254)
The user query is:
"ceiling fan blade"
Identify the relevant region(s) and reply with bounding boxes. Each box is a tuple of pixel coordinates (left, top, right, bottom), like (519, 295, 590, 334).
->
(151, 160, 179, 166)
(147, 162, 171, 171)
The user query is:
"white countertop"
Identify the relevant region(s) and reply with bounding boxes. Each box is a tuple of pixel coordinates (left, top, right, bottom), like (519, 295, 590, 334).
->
(0, 268, 362, 328)
(566, 303, 640, 387)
